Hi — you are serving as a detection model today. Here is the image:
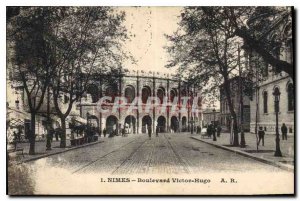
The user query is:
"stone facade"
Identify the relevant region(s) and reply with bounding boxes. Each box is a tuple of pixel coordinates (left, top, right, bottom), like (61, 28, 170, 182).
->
(79, 70, 203, 134)
(249, 73, 294, 134)
(202, 109, 220, 127)
(247, 35, 294, 134)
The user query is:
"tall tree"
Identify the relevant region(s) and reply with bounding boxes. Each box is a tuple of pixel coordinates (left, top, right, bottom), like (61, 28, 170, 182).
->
(7, 7, 63, 154)
(220, 7, 293, 77)
(50, 7, 127, 148)
(166, 7, 244, 146)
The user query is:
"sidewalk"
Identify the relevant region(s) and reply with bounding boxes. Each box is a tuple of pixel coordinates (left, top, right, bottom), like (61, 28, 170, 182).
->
(9, 134, 145, 164)
(191, 132, 294, 172)
(8, 137, 104, 164)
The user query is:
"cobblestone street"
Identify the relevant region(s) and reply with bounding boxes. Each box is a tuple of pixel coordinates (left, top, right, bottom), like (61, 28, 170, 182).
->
(26, 133, 288, 175)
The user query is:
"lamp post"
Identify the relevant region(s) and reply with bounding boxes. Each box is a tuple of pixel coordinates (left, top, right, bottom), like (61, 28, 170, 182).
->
(273, 88, 282, 157)
(87, 112, 91, 139)
(212, 108, 217, 141)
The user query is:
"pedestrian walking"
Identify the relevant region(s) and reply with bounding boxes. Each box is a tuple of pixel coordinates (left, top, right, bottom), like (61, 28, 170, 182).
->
(55, 129, 59, 141)
(257, 127, 265, 146)
(148, 125, 152, 139)
(281, 123, 288, 140)
(103, 128, 107, 137)
(122, 127, 126, 137)
(156, 126, 159, 137)
(217, 125, 222, 137)
(12, 131, 17, 148)
(207, 124, 212, 138)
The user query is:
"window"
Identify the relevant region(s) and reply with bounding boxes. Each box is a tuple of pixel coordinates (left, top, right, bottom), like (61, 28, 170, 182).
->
(263, 91, 268, 113)
(273, 46, 281, 74)
(124, 86, 135, 103)
(287, 83, 294, 111)
(286, 39, 293, 64)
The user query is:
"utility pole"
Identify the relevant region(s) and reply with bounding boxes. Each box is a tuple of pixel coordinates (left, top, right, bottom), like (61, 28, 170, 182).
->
(238, 45, 246, 148)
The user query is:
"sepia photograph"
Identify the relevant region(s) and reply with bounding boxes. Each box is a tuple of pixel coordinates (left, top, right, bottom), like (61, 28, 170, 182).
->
(6, 5, 294, 195)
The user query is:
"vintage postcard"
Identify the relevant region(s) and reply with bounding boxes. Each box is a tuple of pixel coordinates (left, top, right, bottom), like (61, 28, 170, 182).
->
(6, 6, 294, 195)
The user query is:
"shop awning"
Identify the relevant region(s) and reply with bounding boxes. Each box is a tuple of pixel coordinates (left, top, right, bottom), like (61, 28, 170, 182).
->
(72, 116, 87, 125)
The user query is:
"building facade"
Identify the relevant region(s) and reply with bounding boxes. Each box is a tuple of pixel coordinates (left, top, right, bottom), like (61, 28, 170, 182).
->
(248, 65, 294, 134)
(79, 70, 203, 135)
(246, 9, 294, 135)
(202, 108, 220, 127)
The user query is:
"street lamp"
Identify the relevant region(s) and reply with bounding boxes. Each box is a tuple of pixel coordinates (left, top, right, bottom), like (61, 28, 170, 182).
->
(273, 88, 282, 157)
(86, 112, 91, 141)
(212, 108, 217, 141)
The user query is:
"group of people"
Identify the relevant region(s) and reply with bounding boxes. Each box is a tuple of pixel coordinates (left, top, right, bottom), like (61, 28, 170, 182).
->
(206, 124, 222, 138)
(146, 125, 161, 139)
(257, 123, 289, 146)
(100, 122, 290, 146)
(101, 126, 131, 138)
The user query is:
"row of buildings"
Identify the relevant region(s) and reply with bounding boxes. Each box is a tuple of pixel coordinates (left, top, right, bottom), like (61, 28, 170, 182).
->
(6, 8, 294, 139)
(7, 46, 294, 141)
(6, 68, 202, 141)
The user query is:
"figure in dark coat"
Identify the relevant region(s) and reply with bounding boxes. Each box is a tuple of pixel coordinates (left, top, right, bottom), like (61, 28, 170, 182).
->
(103, 128, 107, 137)
(257, 127, 265, 146)
(281, 123, 288, 140)
(148, 125, 152, 139)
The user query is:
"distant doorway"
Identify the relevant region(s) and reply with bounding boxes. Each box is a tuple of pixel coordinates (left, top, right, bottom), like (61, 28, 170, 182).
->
(157, 116, 166, 132)
(142, 115, 152, 133)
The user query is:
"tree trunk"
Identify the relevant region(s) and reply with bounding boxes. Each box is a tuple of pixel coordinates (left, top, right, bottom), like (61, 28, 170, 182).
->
(60, 117, 67, 148)
(223, 79, 239, 146)
(231, 113, 239, 146)
(29, 112, 36, 155)
(255, 86, 259, 151)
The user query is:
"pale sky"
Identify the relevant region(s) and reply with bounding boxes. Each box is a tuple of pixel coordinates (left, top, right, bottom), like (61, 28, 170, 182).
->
(118, 7, 218, 109)
(120, 7, 183, 74)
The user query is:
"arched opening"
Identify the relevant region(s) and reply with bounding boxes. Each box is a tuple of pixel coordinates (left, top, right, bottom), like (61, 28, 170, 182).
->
(124, 85, 135, 103)
(287, 83, 294, 111)
(142, 86, 151, 104)
(142, 115, 152, 133)
(105, 84, 118, 103)
(124, 115, 136, 134)
(170, 116, 179, 133)
(170, 88, 177, 102)
(157, 116, 166, 132)
(86, 84, 99, 103)
(181, 89, 187, 105)
(106, 115, 118, 135)
(157, 87, 166, 104)
(182, 116, 187, 132)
